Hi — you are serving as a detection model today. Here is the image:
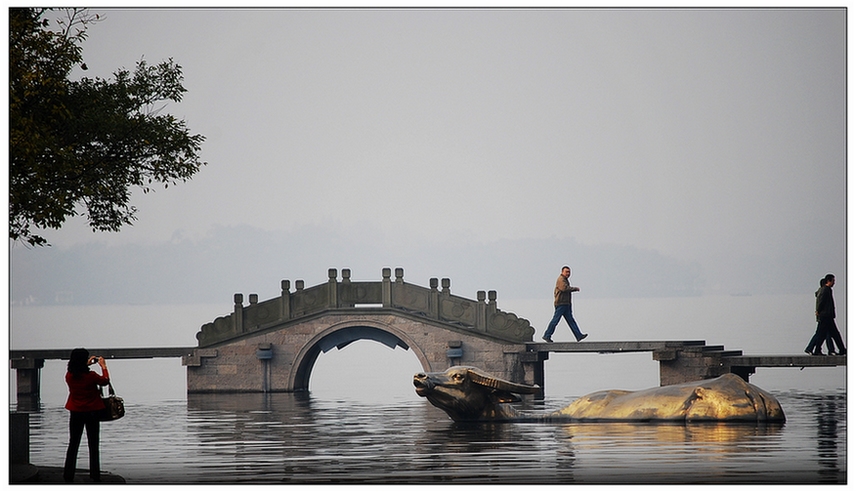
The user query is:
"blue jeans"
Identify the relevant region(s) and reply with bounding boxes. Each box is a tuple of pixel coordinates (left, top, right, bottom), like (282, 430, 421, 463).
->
(544, 304, 584, 340)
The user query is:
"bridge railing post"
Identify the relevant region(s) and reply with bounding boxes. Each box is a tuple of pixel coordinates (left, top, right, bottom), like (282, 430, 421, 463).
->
(234, 293, 244, 334)
(487, 290, 497, 317)
(382, 268, 392, 307)
(281, 280, 291, 319)
(476, 291, 487, 332)
(430, 278, 440, 318)
(327, 268, 338, 308)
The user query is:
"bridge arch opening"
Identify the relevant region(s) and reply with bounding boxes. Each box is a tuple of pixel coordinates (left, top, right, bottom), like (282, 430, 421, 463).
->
(292, 324, 427, 400)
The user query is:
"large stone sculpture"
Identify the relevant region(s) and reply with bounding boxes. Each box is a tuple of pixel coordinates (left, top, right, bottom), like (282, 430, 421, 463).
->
(413, 366, 785, 423)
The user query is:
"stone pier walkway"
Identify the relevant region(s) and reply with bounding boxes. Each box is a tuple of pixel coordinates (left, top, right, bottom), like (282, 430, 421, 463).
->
(11, 464, 125, 484)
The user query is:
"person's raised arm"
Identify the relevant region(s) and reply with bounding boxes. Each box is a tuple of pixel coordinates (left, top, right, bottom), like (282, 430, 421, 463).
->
(92, 356, 110, 381)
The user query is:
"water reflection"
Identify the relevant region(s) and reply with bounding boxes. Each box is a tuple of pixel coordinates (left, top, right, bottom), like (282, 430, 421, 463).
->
(13, 390, 845, 484)
(185, 393, 576, 483)
(413, 422, 577, 483)
(812, 393, 846, 483)
(177, 391, 840, 484)
(14, 394, 42, 413)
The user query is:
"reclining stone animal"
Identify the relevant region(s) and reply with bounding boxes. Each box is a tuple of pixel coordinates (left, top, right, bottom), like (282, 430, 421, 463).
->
(413, 366, 785, 423)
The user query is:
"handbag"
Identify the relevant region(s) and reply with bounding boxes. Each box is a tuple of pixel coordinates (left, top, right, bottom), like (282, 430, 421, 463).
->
(99, 382, 125, 421)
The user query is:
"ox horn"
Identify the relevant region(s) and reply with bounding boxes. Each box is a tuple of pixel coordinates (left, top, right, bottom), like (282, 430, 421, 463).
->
(466, 368, 540, 394)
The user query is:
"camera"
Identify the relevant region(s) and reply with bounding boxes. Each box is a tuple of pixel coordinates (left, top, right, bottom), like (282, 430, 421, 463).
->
(89, 356, 100, 365)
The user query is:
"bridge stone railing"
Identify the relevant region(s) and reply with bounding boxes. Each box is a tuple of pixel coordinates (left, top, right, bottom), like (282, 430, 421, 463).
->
(196, 268, 535, 347)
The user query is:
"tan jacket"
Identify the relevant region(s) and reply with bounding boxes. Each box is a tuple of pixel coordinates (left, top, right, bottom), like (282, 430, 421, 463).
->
(553, 275, 579, 306)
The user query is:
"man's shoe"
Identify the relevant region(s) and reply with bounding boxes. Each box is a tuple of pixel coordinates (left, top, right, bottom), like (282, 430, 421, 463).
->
(577, 334, 588, 342)
(805, 349, 813, 355)
(838, 349, 846, 355)
(542, 336, 554, 343)
(812, 352, 825, 356)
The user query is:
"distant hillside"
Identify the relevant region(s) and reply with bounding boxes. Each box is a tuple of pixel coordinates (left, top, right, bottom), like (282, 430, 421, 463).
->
(8, 223, 839, 306)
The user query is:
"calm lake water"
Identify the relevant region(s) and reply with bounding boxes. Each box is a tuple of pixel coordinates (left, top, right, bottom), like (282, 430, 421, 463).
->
(12, 389, 847, 484)
(10, 295, 848, 484)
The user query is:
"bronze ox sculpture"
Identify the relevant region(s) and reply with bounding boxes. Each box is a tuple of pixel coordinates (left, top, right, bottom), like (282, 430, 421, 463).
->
(413, 366, 785, 423)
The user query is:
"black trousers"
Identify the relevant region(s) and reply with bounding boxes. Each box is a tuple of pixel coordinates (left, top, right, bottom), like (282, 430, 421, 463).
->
(63, 410, 101, 482)
(806, 319, 829, 354)
(824, 317, 846, 353)
(806, 317, 844, 354)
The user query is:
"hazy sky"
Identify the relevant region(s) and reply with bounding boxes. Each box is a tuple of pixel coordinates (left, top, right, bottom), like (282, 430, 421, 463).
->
(6, 8, 850, 403)
(10, 7, 847, 302)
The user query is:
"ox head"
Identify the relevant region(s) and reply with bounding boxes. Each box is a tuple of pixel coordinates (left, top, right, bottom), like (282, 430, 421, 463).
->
(413, 366, 540, 422)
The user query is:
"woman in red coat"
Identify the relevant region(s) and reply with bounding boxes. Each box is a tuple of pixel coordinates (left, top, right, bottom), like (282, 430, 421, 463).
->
(62, 348, 110, 482)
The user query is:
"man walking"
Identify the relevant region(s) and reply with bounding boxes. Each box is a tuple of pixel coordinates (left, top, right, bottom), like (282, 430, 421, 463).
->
(806, 274, 846, 356)
(543, 266, 588, 343)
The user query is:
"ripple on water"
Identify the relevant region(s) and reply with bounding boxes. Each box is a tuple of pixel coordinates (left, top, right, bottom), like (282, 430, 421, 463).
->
(13, 389, 846, 484)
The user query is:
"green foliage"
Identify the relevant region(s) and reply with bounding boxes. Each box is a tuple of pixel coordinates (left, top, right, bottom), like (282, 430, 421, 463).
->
(9, 8, 206, 246)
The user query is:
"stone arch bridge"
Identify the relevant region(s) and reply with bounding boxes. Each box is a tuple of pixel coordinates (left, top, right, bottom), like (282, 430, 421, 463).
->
(12, 268, 844, 399)
(183, 268, 539, 393)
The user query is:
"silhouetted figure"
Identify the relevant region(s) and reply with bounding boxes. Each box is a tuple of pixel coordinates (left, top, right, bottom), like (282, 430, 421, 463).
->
(805, 275, 845, 356)
(63, 348, 110, 482)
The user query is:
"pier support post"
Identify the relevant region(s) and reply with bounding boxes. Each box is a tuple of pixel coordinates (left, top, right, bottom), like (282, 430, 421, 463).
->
(519, 351, 549, 399)
(729, 366, 755, 382)
(654, 348, 731, 386)
(11, 358, 44, 397)
(10, 412, 29, 465)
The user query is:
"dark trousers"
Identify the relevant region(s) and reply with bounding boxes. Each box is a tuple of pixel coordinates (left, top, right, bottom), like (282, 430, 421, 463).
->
(825, 318, 846, 354)
(806, 319, 829, 354)
(63, 410, 101, 482)
(806, 317, 844, 355)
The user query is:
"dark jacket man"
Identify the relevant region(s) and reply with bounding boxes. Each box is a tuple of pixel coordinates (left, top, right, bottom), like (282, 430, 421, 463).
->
(816, 276, 836, 320)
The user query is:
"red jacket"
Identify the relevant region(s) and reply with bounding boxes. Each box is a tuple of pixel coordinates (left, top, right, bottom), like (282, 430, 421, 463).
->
(65, 370, 109, 412)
